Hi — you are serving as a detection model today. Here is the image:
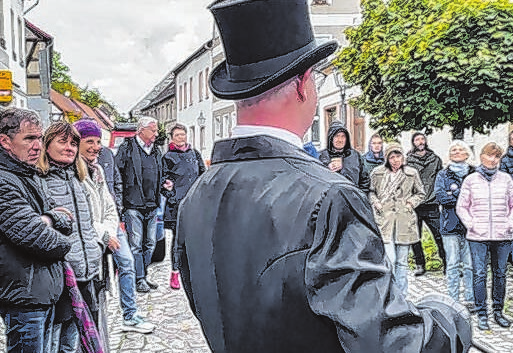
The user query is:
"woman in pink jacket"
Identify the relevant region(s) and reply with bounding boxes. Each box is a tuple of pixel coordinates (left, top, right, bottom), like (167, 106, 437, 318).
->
(456, 142, 513, 331)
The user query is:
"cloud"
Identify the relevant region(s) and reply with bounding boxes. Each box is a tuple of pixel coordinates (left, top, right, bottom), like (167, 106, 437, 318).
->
(27, 0, 213, 112)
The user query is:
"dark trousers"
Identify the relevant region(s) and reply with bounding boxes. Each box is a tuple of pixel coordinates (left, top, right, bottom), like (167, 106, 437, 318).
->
(412, 205, 446, 269)
(469, 240, 512, 317)
(0, 305, 54, 353)
(168, 221, 182, 272)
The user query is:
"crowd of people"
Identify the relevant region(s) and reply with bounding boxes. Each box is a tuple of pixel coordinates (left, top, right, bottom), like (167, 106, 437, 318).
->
(315, 122, 513, 332)
(0, 109, 204, 352)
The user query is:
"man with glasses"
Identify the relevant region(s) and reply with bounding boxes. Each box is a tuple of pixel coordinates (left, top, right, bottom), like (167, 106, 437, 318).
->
(176, 1, 472, 352)
(115, 116, 163, 293)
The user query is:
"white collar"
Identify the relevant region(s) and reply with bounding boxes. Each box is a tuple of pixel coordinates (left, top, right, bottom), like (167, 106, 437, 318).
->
(231, 125, 302, 148)
(136, 135, 153, 154)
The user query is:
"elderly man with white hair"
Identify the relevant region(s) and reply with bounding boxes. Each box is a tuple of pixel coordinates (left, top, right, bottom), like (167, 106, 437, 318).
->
(115, 116, 164, 293)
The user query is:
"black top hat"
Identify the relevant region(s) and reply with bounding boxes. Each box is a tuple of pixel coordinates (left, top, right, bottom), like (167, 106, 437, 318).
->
(208, 0, 338, 100)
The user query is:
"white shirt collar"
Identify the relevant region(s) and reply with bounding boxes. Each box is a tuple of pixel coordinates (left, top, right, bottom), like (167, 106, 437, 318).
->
(231, 125, 303, 148)
(136, 135, 153, 154)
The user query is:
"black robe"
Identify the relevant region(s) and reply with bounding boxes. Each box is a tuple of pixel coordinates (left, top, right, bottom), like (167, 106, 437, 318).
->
(177, 135, 471, 353)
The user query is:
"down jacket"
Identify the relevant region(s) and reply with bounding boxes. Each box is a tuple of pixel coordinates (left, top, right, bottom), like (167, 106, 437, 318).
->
(41, 166, 103, 282)
(82, 165, 119, 246)
(456, 170, 513, 241)
(0, 149, 71, 307)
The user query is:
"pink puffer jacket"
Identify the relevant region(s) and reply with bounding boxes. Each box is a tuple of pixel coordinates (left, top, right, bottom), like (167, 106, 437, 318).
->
(456, 170, 513, 241)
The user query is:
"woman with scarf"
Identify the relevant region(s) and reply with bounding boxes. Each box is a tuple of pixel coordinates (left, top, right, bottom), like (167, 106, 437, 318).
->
(37, 122, 104, 352)
(369, 143, 425, 295)
(434, 140, 474, 310)
(161, 124, 206, 290)
(457, 142, 513, 331)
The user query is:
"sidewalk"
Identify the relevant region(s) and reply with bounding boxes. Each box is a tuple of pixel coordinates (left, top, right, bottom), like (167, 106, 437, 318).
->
(1, 252, 513, 352)
(408, 270, 513, 353)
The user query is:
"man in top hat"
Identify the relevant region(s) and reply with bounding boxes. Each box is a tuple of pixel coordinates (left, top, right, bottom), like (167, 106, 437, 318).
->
(177, 1, 472, 352)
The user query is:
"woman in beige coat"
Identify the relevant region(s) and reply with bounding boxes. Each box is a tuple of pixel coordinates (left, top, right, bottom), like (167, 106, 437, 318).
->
(370, 143, 426, 295)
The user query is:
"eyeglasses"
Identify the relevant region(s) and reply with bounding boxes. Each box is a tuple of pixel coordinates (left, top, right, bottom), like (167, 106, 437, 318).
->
(312, 68, 327, 91)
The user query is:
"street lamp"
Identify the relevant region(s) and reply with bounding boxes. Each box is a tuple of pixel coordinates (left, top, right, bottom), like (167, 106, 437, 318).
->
(197, 112, 206, 127)
(334, 71, 347, 127)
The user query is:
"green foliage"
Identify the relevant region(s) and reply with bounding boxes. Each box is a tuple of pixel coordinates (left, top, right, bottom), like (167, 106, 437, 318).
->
(51, 50, 117, 116)
(335, 0, 513, 138)
(155, 122, 168, 146)
(408, 228, 443, 271)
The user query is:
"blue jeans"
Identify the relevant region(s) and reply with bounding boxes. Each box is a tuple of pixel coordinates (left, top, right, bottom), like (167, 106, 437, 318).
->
(442, 235, 473, 302)
(0, 306, 54, 353)
(384, 243, 410, 296)
(125, 208, 158, 280)
(112, 228, 137, 320)
(469, 240, 512, 317)
(51, 319, 78, 353)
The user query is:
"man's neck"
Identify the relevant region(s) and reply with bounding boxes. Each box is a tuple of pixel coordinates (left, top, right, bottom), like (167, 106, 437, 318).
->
(415, 149, 427, 156)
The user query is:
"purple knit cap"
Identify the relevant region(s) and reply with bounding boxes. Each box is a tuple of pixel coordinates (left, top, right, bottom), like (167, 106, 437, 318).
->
(73, 119, 102, 139)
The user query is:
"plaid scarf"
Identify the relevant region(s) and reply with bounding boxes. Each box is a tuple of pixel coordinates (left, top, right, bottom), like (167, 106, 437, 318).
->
(63, 262, 105, 353)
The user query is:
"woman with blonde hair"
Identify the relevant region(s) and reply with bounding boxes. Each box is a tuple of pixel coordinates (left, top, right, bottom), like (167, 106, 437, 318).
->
(434, 140, 474, 308)
(457, 142, 513, 330)
(38, 121, 104, 352)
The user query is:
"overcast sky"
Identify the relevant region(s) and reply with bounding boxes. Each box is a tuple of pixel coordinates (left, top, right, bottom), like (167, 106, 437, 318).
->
(27, 0, 214, 114)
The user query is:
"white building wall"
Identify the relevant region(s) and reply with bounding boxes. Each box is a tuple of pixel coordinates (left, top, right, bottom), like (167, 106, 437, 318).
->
(398, 124, 511, 167)
(0, 0, 27, 108)
(175, 48, 213, 161)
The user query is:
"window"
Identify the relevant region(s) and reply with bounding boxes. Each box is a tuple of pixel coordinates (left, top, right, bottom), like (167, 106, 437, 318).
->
(178, 85, 182, 111)
(17, 16, 22, 65)
(311, 0, 331, 5)
(215, 116, 222, 137)
(311, 116, 320, 142)
(198, 71, 203, 102)
(189, 77, 193, 106)
(10, 9, 15, 60)
(200, 126, 205, 150)
(205, 68, 210, 99)
(183, 82, 188, 108)
(189, 126, 195, 148)
(0, 1, 5, 49)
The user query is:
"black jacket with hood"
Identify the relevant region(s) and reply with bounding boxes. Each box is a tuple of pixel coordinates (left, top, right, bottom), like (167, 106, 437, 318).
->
(318, 121, 370, 193)
(0, 148, 71, 307)
(406, 135, 443, 208)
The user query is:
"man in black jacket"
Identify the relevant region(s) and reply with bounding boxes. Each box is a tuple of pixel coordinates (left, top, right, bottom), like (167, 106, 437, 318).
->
(0, 108, 72, 352)
(115, 116, 163, 293)
(318, 121, 370, 193)
(176, 1, 471, 352)
(407, 132, 446, 276)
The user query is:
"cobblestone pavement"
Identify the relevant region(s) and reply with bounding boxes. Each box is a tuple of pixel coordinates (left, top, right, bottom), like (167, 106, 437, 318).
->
(1, 241, 513, 352)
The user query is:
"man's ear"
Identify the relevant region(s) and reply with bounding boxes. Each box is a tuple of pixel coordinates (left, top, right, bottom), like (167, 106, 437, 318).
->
(296, 69, 312, 103)
(0, 134, 11, 152)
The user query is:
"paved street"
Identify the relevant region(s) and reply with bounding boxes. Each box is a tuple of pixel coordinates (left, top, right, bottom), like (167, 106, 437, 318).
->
(1, 234, 513, 352)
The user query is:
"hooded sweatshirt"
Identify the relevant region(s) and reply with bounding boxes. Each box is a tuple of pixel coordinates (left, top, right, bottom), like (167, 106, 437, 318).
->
(406, 135, 443, 207)
(318, 121, 370, 193)
(362, 137, 385, 174)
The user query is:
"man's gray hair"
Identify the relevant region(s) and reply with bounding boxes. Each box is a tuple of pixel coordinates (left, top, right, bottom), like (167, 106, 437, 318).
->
(235, 75, 299, 110)
(0, 108, 41, 138)
(449, 139, 473, 161)
(137, 116, 158, 131)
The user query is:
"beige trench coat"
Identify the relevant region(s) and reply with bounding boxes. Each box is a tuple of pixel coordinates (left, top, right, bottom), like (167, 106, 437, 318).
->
(369, 165, 426, 245)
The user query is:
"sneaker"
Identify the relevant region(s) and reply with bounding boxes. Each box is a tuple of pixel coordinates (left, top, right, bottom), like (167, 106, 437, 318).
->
(136, 279, 150, 293)
(170, 271, 181, 290)
(145, 279, 159, 290)
(121, 315, 155, 334)
(494, 312, 511, 328)
(477, 316, 490, 331)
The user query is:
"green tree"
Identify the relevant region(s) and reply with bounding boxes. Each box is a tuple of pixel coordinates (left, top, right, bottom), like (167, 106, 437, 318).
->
(80, 87, 104, 108)
(335, 0, 513, 139)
